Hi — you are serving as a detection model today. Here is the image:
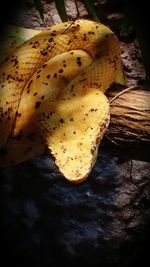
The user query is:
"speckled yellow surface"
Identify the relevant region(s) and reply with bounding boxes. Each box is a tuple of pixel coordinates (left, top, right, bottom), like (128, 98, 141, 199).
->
(0, 20, 124, 182)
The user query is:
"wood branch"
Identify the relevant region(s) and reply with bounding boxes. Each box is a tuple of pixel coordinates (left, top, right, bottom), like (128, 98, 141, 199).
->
(106, 86, 150, 145)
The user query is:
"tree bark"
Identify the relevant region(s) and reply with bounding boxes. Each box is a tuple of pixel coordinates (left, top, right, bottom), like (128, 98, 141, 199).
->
(106, 86, 150, 145)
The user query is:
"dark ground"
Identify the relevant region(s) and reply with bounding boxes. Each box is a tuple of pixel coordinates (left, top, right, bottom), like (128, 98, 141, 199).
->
(0, 1, 150, 266)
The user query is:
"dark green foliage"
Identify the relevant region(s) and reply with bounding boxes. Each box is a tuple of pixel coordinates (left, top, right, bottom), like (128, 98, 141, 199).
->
(33, 0, 99, 22)
(122, 0, 150, 84)
(83, 0, 100, 22)
(55, 0, 68, 22)
(33, 0, 44, 20)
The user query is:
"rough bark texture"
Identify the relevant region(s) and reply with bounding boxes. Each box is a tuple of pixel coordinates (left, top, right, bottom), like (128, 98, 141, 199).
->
(108, 86, 150, 144)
